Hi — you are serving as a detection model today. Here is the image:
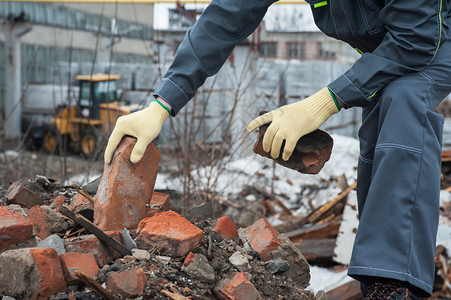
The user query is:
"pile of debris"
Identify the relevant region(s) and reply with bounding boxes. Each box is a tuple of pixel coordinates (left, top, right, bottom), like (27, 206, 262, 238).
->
(3, 130, 451, 299)
(0, 137, 326, 300)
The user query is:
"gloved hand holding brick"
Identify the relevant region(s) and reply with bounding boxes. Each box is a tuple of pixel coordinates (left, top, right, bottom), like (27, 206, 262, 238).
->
(247, 87, 340, 161)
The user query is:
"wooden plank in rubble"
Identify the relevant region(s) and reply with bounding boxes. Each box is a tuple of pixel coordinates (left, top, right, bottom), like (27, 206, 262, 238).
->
(297, 238, 336, 266)
(326, 280, 361, 300)
(302, 181, 357, 225)
(59, 204, 132, 256)
(286, 221, 341, 245)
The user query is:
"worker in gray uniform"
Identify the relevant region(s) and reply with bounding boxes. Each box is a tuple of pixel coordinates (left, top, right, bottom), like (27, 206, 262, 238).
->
(104, 0, 451, 298)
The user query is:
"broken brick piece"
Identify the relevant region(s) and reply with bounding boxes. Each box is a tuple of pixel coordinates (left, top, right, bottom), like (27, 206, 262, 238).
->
(181, 252, 215, 283)
(216, 272, 262, 300)
(0, 247, 66, 299)
(146, 208, 162, 218)
(51, 195, 68, 209)
(105, 268, 147, 298)
(134, 211, 203, 257)
(29, 248, 67, 298)
(183, 252, 196, 266)
(246, 218, 280, 261)
(0, 206, 34, 251)
(64, 231, 122, 267)
(252, 122, 333, 174)
(27, 205, 54, 240)
(27, 205, 70, 239)
(60, 252, 99, 284)
(93, 137, 160, 230)
(150, 191, 171, 211)
(213, 216, 239, 239)
(5, 181, 44, 208)
(71, 193, 94, 220)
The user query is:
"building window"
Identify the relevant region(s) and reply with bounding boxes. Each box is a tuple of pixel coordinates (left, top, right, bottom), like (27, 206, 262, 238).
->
(259, 42, 277, 58)
(318, 43, 336, 60)
(287, 42, 304, 59)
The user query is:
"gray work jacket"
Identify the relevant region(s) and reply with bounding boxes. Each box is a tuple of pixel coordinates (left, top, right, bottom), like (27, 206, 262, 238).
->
(153, 0, 450, 114)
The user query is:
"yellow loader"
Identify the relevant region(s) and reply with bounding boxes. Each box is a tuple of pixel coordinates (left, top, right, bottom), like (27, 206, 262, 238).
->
(42, 73, 140, 157)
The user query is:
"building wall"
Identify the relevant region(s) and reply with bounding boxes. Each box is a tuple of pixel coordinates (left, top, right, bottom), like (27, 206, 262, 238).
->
(258, 25, 360, 64)
(0, 2, 156, 111)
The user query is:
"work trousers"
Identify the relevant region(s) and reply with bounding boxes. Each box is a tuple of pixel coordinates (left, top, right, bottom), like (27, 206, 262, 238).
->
(348, 27, 451, 296)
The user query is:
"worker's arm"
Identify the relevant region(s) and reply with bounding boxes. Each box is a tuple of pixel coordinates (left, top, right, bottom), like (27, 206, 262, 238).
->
(328, 0, 448, 107)
(153, 0, 277, 115)
(105, 0, 275, 163)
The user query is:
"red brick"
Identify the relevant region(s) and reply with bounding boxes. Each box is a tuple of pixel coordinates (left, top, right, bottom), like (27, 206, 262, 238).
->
(60, 252, 99, 284)
(145, 207, 161, 218)
(93, 137, 160, 230)
(29, 248, 67, 298)
(150, 192, 171, 211)
(5, 181, 44, 208)
(246, 218, 280, 261)
(134, 211, 203, 257)
(252, 123, 333, 174)
(51, 195, 68, 209)
(0, 206, 34, 251)
(71, 193, 93, 214)
(64, 231, 122, 266)
(216, 272, 262, 300)
(183, 252, 195, 266)
(27, 205, 54, 240)
(0, 247, 66, 299)
(105, 268, 146, 298)
(213, 216, 238, 239)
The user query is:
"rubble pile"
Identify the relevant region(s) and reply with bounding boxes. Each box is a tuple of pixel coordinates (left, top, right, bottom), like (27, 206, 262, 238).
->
(0, 137, 325, 300)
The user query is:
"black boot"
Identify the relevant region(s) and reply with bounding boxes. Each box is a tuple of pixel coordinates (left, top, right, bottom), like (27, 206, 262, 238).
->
(362, 279, 420, 300)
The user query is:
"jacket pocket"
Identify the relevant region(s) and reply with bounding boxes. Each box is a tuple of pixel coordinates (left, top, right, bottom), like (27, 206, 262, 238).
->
(357, 0, 385, 35)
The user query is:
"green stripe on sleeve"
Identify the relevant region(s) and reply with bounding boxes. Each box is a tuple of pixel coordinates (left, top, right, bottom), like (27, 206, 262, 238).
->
(314, 1, 328, 8)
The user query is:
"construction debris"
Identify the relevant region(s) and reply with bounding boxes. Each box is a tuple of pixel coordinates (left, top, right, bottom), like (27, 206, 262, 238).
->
(0, 140, 324, 299)
(1, 136, 451, 299)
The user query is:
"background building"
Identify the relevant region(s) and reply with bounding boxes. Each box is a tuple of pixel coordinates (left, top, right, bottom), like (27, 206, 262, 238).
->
(0, 2, 363, 154)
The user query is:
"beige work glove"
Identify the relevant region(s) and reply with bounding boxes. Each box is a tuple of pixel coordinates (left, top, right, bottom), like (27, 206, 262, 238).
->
(104, 100, 170, 164)
(247, 87, 340, 161)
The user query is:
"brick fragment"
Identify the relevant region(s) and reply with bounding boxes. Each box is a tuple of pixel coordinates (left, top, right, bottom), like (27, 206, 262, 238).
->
(27, 205, 70, 239)
(183, 252, 195, 266)
(105, 268, 147, 298)
(0, 247, 66, 299)
(150, 191, 171, 211)
(213, 216, 239, 239)
(64, 231, 122, 266)
(71, 193, 94, 220)
(134, 211, 203, 257)
(246, 218, 280, 261)
(5, 181, 44, 208)
(27, 206, 52, 240)
(30, 248, 67, 297)
(50, 195, 68, 209)
(0, 206, 34, 251)
(60, 252, 99, 284)
(93, 137, 160, 230)
(216, 272, 262, 300)
(145, 207, 161, 218)
(252, 122, 333, 174)
(181, 252, 215, 283)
